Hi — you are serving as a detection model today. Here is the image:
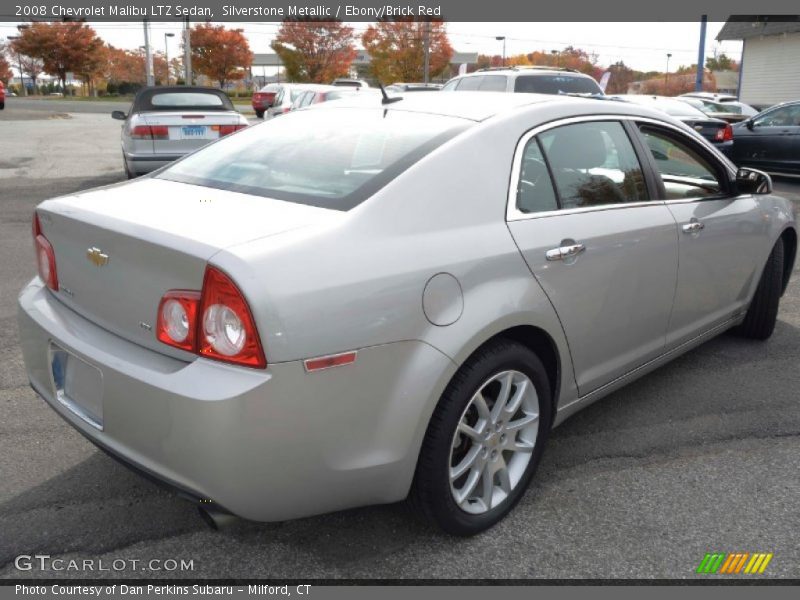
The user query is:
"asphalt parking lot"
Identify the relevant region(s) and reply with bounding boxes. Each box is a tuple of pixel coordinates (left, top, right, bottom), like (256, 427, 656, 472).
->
(1, 104, 799, 580)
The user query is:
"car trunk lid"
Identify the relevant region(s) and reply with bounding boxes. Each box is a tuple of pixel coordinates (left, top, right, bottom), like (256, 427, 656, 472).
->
(36, 177, 340, 359)
(141, 111, 245, 155)
(680, 117, 728, 143)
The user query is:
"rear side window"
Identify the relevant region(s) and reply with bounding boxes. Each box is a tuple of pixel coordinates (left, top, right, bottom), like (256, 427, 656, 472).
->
(478, 75, 507, 91)
(514, 75, 602, 95)
(441, 79, 459, 91)
(158, 108, 470, 211)
(516, 140, 558, 213)
(539, 121, 648, 209)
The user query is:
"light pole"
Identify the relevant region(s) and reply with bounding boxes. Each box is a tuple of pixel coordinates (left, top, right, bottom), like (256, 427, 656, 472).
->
(164, 32, 175, 84)
(6, 36, 27, 96)
(551, 49, 559, 68)
(664, 53, 672, 91)
(495, 36, 506, 67)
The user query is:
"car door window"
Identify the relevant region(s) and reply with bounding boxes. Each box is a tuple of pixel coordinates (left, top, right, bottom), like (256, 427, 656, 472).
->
(639, 126, 724, 200)
(478, 75, 507, 91)
(538, 121, 649, 209)
(753, 105, 800, 127)
(515, 139, 558, 214)
(455, 76, 482, 91)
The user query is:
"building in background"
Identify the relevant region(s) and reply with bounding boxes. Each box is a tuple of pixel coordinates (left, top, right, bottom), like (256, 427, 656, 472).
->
(717, 18, 800, 108)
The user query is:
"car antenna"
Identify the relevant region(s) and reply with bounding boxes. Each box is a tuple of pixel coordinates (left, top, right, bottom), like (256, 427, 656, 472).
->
(379, 82, 402, 105)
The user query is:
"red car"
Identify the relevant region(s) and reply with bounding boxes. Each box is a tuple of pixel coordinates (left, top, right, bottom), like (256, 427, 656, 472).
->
(0, 81, 6, 110)
(251, 83, 280, 119)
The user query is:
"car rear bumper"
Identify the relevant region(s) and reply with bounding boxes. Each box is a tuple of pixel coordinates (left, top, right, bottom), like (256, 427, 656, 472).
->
(18, 279, 454, 522)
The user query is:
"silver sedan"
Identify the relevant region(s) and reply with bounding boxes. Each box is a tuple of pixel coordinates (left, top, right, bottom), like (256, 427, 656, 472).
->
(112, 86, 249, 178)
(19, 93, 797, 535)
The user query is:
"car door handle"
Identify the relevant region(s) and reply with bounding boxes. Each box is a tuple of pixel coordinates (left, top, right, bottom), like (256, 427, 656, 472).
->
(546, 243, 586, 261)
(682, 221, 705, 234)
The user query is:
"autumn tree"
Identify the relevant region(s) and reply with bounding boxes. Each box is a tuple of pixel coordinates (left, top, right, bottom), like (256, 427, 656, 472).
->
(706, 53, 739, 71)
(604, 61, 636, 94)
(272, 19, 356, 83)
(190, 24, 252, 88)
(0, 42, 13, 84)
(18, 55, 44, 93)
(362, 19, 453, 83)
(10, 21, 104, 94)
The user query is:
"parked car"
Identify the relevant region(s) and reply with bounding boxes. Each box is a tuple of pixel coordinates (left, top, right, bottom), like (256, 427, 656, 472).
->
(291, 86, 380, 110)
(385, 82, 443, 93)
(677, 96, 749, 123)
(442, 66, 603, 96)
(20, 93, 796, 535)
(265, 84, 325, 119)
(612, 95, 733, 154)
(331, 78, 371, 88)
(252, 83, 281, 119)
(0, 81, 5, 110)
(729, 100, 800, 175)
(680, 92, 759, 117)
(112, 86, 249, 179)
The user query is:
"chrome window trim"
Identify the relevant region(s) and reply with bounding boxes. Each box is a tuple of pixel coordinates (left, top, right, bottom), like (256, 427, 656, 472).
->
(506, 114, 736, 222)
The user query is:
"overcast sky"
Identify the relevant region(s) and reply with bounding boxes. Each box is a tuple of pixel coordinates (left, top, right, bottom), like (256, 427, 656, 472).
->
(1, 21, 742, 74)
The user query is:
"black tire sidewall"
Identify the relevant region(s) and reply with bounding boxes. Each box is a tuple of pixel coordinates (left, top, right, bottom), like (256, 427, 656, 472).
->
(423, 341, 552, 536)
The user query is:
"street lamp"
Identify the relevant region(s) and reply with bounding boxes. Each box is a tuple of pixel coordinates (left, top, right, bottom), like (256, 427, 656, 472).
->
(495, 36, 506, 67)
(664, 53, 672, 90)
(551, 49, 560, 68)
(164, 33, 175, 84)
(6, 35, 27, 97)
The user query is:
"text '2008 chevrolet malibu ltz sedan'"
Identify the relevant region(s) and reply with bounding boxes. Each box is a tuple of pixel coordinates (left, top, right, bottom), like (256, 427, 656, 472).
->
(19, 92, 797, 535)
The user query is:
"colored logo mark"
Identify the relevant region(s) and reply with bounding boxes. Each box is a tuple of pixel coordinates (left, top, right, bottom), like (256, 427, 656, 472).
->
(696, 552, 773, 574)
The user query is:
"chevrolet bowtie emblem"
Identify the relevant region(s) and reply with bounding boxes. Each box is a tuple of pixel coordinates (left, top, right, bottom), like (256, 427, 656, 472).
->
(86, 247, 109, 267)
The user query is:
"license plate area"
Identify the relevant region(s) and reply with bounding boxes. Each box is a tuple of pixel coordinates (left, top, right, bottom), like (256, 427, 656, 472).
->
(50, 344, 104, 430)
(178, 125, 210, 139)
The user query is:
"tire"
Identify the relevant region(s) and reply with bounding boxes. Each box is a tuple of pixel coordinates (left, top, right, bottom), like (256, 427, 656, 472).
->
(255, 109, 264, 119)
(409, 339, 552, 536)
(123, 157, 135, 180)
(0, 101, 4, 110)
(736, 237, 784, 340)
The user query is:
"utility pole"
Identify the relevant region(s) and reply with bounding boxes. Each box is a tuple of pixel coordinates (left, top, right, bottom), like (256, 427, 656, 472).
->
(184, 17, 193, 85)
(6, 36, 27, 96)
(695, 15, 708, 92)
(143, 20, 154, 86)
(164, 32, 174, 85)
(664, 53, 672, 91)
(423, 21, 431, 83)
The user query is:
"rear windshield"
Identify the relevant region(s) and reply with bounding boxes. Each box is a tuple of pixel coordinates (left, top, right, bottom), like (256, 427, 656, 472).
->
(133, 88, 234, 112)
(514, 74, 602, 95)
(157, 108, 470, 211)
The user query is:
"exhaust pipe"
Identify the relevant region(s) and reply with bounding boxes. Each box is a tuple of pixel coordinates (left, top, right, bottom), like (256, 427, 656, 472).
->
(198, 504, 238, 530)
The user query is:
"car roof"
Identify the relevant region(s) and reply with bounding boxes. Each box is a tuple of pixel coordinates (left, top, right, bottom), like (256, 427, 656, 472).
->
(308, 91, 680, 124)
(456, 67, 590, 78)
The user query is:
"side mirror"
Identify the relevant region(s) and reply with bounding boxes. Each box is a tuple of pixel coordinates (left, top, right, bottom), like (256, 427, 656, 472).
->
(745, 119, 754, 130)
(111, 110, 127, 121)
(736, 167, 772, 195)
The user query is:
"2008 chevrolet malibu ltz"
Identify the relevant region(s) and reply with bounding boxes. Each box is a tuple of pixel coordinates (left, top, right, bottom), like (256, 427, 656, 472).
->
(18, 92, 797, 535)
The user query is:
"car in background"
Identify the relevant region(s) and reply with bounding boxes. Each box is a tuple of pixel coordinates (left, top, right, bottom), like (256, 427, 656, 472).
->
(19, 92, 795, 535)
(442, 66, 603, 96)
(729, 100, 800, 176)
(112, 86, 248, 178)
(0, 81, 5, 110)
(680, 92, 758, 117)
(266, 84, 329, 119)
(611, 95, 733, 154)
(678, 96, 749, 123)
(252, 83, 281, 119)
(331, 78, 370, 88)
(290, 85, 379, 111)
(385, 82, 443, 93)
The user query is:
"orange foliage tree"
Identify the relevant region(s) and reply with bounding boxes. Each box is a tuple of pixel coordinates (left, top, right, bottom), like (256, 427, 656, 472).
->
(362, 19, 453, 83)
(0, 42, 13, 84)
(190, 24, 252, 88)
(272, 19, 357, 83)
(10, 21, 104, 93)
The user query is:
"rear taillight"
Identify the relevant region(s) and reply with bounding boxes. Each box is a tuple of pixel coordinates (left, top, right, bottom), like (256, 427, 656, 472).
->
(156, 291, 200, 352)
(156, 266, 266, 368)
(214, 124, 248, 136)
(715, 124, 733, 142)
(130, 125, 169, 140)
(32, 212, 58, 291)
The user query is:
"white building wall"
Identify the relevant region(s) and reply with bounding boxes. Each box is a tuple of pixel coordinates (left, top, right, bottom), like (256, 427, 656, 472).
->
(739, 32, 800, 106)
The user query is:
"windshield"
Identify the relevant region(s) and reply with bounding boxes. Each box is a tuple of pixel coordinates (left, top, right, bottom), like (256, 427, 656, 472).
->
(514, 74, 602, 95)
(157, 108, 470, 210)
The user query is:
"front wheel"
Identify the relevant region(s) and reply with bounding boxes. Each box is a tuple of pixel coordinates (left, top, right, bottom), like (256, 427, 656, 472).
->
(255, 109, 264, 119)
(409, 339, 552, 536)
(736, 237, 784, 340)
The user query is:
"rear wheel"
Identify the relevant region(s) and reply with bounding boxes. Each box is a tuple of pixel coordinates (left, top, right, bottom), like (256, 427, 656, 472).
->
(409, 339, 552, 536)
(0, 101, 5, 110)
(255, 109, 264, 119)
(123, 157, 135, 179)
(736, 237, 784, 340)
